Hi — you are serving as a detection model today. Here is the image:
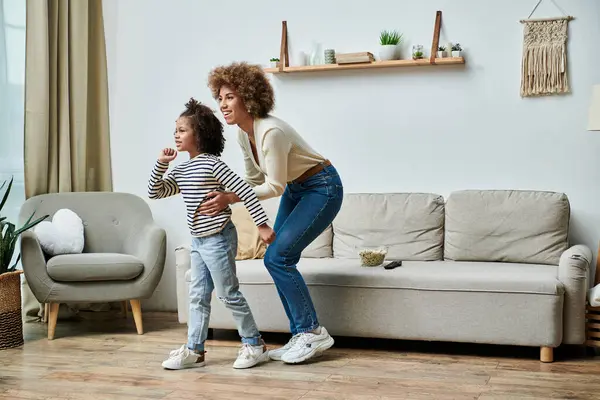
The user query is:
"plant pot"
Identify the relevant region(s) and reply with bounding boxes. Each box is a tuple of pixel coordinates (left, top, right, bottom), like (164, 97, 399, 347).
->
(0, 271, 24, 349)
(269, 62, 280, 68)
(378, 45, 398, 61)
(452, 50, 462, 58)
(437, 51, 445, 58)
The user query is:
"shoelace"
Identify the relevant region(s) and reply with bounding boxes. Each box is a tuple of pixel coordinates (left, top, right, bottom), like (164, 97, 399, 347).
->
(170, 344, 187, 357)
(238, 343, 256, 359)
(284, 334, 300, 349)
(171, 345, 203, 359)
(288, 333, 312, 351)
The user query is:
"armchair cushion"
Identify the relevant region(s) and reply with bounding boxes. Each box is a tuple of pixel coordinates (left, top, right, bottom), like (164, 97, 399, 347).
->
(47, 253, 144, 282)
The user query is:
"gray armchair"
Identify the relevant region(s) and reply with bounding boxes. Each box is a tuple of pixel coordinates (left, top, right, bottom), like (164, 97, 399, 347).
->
(19, 192, 166, 340)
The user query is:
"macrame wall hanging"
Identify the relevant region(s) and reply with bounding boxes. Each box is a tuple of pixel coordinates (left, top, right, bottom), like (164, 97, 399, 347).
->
(519, 0, 574, 97)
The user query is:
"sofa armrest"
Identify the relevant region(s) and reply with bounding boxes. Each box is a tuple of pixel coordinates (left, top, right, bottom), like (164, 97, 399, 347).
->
(124, 223, 167, 298)
(558, 244, 592, 344)
(175, 245, 191, 273)
(20, 230, 53, 303)
(175, 245, 191, 323)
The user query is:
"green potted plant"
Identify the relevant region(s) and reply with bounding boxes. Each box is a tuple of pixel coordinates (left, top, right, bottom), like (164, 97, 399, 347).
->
(412, 44, 424, 60)
(437, 45, 446, 58)
(0, 176, 48, 350)
(378, 29, 403, 61)
(269, 57, 280, 68)
(451, 43, 462, 57)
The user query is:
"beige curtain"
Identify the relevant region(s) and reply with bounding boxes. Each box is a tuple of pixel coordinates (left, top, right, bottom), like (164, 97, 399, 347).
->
(22, 0, 113, 321)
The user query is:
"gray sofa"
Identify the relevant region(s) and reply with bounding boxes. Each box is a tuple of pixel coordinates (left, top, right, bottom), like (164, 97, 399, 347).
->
(175, 190, 592, 362)
(20, 192, 167, 339)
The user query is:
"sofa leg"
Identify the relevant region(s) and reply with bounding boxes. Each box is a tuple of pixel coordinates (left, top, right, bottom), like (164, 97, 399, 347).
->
(540, 346, 553, 362)
(129, 299, 143, 335)
(47, 303, 60, 340)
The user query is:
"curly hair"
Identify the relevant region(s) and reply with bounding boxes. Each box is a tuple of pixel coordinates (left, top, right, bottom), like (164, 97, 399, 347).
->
(179, 97, 225, 156)
(207, 62, 275, 119)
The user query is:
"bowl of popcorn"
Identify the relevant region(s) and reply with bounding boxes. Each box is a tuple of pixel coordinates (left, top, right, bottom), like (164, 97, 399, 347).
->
(358, 246, 388, 267)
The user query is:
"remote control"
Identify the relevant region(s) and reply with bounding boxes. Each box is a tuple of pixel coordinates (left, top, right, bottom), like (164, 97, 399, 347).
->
(383, 260, 402, 270)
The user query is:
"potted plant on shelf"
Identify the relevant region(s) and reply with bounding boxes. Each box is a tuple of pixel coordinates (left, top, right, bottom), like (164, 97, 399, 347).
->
(378, 29, 403, 61)
(0, 176, 48, 350)
(437, 46, 446, 58)
(269, 58, 280, 68)
(412, 44, 424, 60)
(451, 43, 462, 57)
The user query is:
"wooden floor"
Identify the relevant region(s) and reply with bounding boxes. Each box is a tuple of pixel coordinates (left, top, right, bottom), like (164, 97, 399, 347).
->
(2, 312, 600, 399)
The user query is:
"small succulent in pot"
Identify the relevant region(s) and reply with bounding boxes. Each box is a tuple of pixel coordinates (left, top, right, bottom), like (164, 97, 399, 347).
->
(451, 43, 462, 57)
(437, 45, 446, 58)
(412, 44, 424, 60)
(269, 57, 280, 68)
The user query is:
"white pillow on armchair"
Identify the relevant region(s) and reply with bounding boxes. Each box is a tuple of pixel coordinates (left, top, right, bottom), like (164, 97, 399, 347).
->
(34, 208, 84, 256)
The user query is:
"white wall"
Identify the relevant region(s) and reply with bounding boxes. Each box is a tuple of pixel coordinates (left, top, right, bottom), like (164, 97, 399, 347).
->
(102, 0, 600, 311)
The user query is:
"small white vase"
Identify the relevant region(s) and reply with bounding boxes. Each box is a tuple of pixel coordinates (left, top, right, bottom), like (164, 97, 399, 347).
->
(437, 51, 445, 58)
(270, 62, 278, 68)
(378, 45, 397, 61)
(452, 50, 462, 58)
(295, 51, 307, 66)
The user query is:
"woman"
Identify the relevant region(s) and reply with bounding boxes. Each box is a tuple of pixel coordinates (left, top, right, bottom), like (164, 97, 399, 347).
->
(199, 62, 344, 364)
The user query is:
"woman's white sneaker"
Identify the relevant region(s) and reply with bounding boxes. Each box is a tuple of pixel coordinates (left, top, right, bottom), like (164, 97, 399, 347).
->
(281, 327, 334, 364)
(233, 343, 270, 369)
(162, 345, 205, 370)
(268, 335, 299, 361)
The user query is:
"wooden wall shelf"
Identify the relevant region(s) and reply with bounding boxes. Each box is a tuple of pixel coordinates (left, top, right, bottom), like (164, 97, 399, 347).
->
(265, 11, 464, 75)
(265, 57, 465, 74)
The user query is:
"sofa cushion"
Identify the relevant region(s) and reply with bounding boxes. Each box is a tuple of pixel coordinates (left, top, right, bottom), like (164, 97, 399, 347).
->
(261, 197, 333, 258)
(47, 253, 144, 282)
(186, 259, 562, 295)
(332, 193, 445, 261)
(444, 190, 570, 265)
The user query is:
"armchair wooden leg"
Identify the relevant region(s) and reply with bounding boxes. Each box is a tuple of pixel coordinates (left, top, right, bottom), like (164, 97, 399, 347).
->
(129, 299, 143, 335)
(47, 303, 60, 340)
(43, 303, 49, 323)
(540, 346, 554, 363)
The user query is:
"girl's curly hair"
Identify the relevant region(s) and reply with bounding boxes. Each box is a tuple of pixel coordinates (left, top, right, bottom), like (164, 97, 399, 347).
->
(207, 62, 275, 119)
(179, 97, 225, 156)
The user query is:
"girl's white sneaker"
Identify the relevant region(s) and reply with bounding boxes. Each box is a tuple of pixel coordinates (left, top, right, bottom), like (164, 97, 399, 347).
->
(162, 345, 205, 370)
(233, 343, 270, 369)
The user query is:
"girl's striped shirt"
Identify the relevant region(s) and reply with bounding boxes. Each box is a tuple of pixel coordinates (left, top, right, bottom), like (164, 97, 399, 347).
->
(148, 154, 268, 237)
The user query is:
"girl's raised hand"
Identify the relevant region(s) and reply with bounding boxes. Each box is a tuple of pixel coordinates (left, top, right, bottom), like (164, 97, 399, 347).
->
(158, 148, 177, 163)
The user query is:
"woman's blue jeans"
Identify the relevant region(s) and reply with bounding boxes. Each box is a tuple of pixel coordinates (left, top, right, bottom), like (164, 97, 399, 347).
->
(264, 164, 343, 335)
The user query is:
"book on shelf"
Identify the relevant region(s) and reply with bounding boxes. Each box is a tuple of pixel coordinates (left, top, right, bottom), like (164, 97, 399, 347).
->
(335, 52, 375, 64)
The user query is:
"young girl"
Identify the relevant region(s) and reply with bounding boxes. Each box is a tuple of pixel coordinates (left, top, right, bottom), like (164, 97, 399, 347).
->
(148, 98, 275, 370)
